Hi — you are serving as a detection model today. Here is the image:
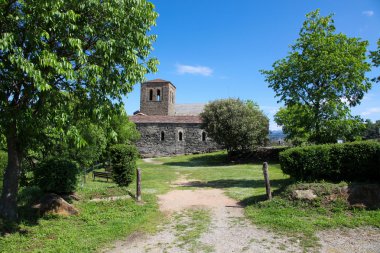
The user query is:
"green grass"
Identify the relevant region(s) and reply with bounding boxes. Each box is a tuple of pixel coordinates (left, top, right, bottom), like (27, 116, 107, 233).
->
(0, 161, 178, 253)
(1, 150, 379, 252)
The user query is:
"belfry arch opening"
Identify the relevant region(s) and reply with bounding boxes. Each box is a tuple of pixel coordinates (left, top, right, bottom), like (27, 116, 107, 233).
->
(149, 89, 153, 101)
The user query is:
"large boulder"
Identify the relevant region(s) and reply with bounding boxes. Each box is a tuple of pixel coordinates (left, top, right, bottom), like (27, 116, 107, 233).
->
(292, 189, 317, 200)
(35, 193, 79, 216)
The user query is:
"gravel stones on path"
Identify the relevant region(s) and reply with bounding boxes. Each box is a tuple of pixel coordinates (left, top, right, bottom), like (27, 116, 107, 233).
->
(105, 187, 303, 253)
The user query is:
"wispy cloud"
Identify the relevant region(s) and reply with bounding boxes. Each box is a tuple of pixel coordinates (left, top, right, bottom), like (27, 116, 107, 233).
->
(361, 107, 380, 116)
(362, 10, 374, 17)
(176, 64, 213, 76)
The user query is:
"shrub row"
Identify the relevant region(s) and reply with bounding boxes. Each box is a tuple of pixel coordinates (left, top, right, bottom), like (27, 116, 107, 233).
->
(252, 146, 289, 162)
(279, 141, 380, 182)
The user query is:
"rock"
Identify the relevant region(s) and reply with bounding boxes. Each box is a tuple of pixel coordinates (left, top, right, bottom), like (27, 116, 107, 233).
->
(61, 193, 81, 202)
(293, 189, 317, 200)
(37, 193, 79, 216)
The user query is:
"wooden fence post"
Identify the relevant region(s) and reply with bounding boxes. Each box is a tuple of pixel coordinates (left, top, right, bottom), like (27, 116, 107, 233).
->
(262, 162, 272, 200)
(136, 168, 142, 202)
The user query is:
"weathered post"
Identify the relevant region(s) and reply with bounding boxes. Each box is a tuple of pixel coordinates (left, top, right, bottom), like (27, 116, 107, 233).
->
(136, 168, 142, 202)
(262, 162, 272, 200)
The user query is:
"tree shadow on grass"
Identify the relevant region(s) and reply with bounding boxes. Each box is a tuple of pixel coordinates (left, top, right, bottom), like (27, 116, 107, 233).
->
(183, 178, 290, 189)
(162, 152, 265, 167)
(181, 178, 293, 206)
(1, 186, 46, 236)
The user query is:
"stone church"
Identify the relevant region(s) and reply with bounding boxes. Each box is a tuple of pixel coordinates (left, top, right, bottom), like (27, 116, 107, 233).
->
(130, 79, 219, 157)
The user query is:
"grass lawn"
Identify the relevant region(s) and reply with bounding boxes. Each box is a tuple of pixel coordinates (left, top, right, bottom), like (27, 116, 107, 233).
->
(0, 151, 379, 252)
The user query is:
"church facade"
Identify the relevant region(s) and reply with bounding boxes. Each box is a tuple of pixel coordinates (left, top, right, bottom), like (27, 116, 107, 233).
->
(130, 79, 219, 157)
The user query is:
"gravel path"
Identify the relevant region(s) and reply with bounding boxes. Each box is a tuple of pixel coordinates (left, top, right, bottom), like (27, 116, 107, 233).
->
(104, 165, 380, 253)
(105, 177, 303, 253)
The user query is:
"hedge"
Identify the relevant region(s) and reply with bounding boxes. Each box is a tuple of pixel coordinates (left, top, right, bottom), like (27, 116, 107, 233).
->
(279, 141, 380, 182)
(252, 146, 289, 162)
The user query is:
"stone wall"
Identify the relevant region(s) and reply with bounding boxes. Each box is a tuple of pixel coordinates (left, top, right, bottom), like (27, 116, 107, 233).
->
(140, 82, 176, 116)
(135, 122, 220, 157)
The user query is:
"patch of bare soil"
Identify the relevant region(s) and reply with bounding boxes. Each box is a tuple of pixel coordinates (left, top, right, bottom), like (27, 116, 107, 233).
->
(142, 158, 164, 165)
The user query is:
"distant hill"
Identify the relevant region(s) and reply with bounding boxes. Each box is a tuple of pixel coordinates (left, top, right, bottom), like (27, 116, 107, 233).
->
(269, 130, 286, 141)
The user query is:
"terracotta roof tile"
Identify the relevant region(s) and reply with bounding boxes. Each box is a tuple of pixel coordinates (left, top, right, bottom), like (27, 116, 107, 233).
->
(144, 78, 170, 83)
(130, 115, 202, 124)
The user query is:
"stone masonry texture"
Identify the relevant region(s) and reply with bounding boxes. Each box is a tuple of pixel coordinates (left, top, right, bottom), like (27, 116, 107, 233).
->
(131, 79, 220, 157)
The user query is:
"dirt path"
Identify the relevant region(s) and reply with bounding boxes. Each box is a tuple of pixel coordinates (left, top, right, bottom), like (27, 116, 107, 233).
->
(104, 172, 380, 253)
(142, 158, 164, 165)
(105, 176, 303, 253)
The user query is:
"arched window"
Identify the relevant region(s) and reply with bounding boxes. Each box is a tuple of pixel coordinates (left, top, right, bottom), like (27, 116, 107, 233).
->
(149, 89, 153, 101)
(160, 131, 165, 141)
(178, 131, 183, 141)
(156, 89, 161, 101)
(202, 132, 206, 141)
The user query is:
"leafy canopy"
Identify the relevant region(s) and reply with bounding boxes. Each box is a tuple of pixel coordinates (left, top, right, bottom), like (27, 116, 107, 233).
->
(0, 0, 158, 220)
(261, 9, 371, 144)
(370, 39, 380, 83)
(201, 98, 269, 156)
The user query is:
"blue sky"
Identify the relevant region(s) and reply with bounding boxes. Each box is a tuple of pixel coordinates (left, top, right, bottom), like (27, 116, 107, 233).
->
(124, 0, 380, 130)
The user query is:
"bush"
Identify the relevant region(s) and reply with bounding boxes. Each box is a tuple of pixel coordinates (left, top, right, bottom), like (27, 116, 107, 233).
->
(0, 151, 7, 188)
(32, 158, 80, 194)
(110, 144, 138, 187)
(201, 99, 269, 157)
(279, 141, 380, 182)
(251, 147, 289, 162)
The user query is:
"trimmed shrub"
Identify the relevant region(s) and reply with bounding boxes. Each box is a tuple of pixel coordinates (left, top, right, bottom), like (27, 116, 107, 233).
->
(32, 158, 80, 194)
(0, 151, 7, 187)
(279, 141, 380, 182)
(110, 144, 138, 187)
(251, 147, 289, 162)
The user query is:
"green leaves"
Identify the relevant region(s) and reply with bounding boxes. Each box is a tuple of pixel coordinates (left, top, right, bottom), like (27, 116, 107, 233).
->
(261, 9, 371, 144)
(201, 99, 269, 156)
(369, 39, 380, 82)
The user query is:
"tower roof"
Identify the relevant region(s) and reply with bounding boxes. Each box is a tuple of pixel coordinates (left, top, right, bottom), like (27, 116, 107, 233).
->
(143, 79, 176, 88)
(130, 115, 202, 124)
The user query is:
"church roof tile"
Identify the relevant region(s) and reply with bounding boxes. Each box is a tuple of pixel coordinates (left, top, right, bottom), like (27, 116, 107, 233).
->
(129, 115, 202, 124)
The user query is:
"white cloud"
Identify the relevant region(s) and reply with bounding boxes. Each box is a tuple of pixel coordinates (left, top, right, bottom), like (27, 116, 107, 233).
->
(361, 107, 380, 116)
(176, 64, 213, 76)
(362, 10, 374, 17)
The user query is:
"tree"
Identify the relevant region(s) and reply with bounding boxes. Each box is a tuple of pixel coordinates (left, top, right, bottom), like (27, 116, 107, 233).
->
(370, 39, 380, 82)
(200, 98, 269, 157)
(0, 0, 158, 220)
(363, 119, 380, 139)
(261, 10, 371, 144)
(275, 105, 366, 145)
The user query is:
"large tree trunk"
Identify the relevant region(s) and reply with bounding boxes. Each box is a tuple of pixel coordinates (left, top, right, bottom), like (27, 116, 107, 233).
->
(0, 123, 21, 221)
